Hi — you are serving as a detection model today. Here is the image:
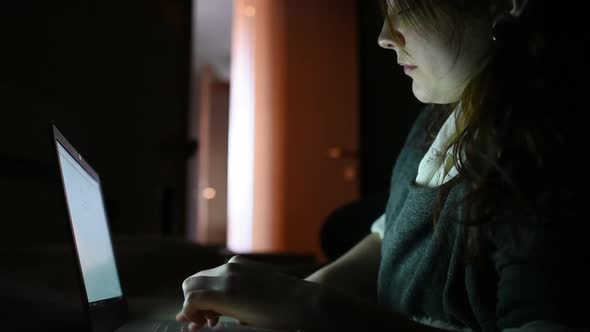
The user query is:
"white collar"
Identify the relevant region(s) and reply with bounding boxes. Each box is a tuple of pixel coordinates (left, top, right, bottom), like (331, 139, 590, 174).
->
(415, 106, 461, 187)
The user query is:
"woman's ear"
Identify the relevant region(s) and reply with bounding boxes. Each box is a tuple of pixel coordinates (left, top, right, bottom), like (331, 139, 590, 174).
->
(509, 0, 530, 17)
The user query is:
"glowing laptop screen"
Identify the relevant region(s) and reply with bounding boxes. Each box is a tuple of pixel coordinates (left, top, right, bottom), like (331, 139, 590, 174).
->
(57, 142, 123, 304)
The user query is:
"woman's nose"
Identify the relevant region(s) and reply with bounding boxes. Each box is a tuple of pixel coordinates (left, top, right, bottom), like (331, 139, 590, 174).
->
(377, 23, 404, 50)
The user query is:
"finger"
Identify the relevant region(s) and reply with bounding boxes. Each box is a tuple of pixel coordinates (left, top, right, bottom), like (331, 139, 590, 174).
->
(204, 311, 220, 320)
(183, 290, 227, 322)
(180, 310, 218, 320)
(187, 317, 207, 329)
(188, 322, 201, 332)
(183, 274, 224, 299)
(208, 315, 219, 327)
(204, 311, 220, 328)
(179, 290, 214, 326)
(183, 310, 206, 328)
(176, 312, 189, 322)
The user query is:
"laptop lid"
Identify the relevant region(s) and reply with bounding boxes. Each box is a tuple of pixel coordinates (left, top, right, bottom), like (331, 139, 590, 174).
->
(52, 125, 127, 332)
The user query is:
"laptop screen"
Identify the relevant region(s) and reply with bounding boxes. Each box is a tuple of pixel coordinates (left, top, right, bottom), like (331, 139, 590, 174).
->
(56, 141, 123, 304)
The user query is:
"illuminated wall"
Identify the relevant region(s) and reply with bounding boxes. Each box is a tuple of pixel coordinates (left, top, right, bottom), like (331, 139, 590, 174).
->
(228, 0, 359, 258)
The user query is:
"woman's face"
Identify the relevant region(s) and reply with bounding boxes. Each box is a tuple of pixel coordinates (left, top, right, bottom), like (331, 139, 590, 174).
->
(378, 8, 491, 104)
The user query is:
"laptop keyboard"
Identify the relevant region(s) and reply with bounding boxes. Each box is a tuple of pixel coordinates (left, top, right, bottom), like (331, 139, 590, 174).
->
(115, 320, 189, 332)
(116, 319, 290, 332)
(153, 321, 190, 332)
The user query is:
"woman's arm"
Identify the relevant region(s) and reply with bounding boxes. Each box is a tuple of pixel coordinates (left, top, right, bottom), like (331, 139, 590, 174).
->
(303, 233, 451, 331)
(305, 232, 382, 302)
(178, 233, 454, 331)
(304, 286, 450, 332)
(178, 255, 450, 332)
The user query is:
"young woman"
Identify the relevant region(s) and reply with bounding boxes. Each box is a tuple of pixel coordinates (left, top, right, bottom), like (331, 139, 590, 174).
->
(177, 0, 584, 330)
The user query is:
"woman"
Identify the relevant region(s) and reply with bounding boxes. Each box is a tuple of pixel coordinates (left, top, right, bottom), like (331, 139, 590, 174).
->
(178, 0, 584, 330)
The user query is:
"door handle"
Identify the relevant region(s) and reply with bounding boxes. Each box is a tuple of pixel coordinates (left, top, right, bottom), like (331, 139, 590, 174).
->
(327, 147, 358, 160)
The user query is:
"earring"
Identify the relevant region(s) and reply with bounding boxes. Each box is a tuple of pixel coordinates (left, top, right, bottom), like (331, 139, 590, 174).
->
(491, 13, 521, 44)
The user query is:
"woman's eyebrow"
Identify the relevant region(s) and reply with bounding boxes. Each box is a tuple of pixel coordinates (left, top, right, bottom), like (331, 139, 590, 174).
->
(389, 6, 412, 18)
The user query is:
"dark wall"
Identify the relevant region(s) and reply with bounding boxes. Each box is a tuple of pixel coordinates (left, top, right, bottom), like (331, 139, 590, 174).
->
(357, 0, 422, 199)
(0, 0, 192, 246)
(0, 0, 420, 247)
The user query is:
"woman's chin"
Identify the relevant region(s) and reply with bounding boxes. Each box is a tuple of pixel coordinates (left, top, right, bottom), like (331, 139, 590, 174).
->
(411, 84, 433, 104)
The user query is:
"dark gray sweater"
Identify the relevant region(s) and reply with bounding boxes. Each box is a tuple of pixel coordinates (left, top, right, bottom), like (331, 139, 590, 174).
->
(377, 106, 587, 331)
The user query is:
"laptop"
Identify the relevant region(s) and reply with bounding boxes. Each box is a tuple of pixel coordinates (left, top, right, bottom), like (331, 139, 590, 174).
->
(51, 124, 287, 332)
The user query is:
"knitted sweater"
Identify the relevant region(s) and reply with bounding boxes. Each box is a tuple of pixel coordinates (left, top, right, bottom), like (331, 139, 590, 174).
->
(377, 106, 587, 331)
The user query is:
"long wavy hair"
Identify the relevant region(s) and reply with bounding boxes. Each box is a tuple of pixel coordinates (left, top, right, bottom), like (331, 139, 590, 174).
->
(379, 0, 550, 262)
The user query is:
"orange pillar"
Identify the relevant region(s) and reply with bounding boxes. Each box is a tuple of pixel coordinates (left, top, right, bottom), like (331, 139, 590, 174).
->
(228, 0, 359, 260)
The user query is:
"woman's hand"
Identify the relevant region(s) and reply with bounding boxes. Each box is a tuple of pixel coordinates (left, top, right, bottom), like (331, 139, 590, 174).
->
(176, 255, 324, 331)
(176, 254, 440, 332)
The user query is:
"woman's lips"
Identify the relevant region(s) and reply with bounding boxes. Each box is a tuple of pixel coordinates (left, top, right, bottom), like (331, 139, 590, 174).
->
(403, 65, 417, 73)
(398, 62, 417, 73)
